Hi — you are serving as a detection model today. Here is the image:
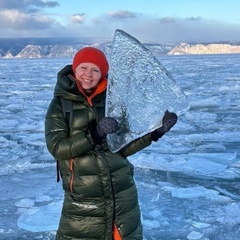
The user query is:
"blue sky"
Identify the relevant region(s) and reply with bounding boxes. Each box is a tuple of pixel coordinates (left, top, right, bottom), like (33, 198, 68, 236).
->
(0, 0, 240, 43)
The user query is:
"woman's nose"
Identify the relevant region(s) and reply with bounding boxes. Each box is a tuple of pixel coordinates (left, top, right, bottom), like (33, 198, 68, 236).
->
(86, 68, 92, 76)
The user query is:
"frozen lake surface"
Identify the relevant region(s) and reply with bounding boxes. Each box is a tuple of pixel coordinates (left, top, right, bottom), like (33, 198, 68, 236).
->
(0, 54, 240, 240)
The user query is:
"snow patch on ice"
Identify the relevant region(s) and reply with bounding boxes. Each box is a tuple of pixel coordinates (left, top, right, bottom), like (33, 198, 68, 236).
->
(189, 221, 211, 229)
(17, 200, 62, 232)
(129, 151, 237, 178)
(15, 198, 35, 208)
(162, 186, 232, 202)
(187, 231, 205, 240)
(142, 219, 160, 229)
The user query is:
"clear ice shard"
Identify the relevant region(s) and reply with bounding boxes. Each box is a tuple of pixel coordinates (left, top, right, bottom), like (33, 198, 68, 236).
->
(105, 29, 189, 152)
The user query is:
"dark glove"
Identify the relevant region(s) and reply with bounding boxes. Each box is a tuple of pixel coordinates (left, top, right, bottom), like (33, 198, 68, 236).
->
(97, 117, 119, 137)
(89, 117, 119, 144)
(151, 110, 178, 142)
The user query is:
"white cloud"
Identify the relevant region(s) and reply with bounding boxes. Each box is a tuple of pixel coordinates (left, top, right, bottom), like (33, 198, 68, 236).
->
(0, 4, 240, 43)
(106, 10, 136, 19)
(0, 0, 59, 11)
(69, 13, 86, 24)
(0, 9, 56, 30)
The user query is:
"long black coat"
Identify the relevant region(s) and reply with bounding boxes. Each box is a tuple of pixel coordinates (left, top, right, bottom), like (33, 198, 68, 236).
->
(45, 65, 152, 240)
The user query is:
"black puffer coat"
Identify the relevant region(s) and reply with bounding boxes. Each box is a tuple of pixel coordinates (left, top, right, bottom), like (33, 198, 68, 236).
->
(45, 65, 152, 240)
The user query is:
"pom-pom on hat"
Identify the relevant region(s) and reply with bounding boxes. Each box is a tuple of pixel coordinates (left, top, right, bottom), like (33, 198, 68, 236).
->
(72, 47, 109, 79)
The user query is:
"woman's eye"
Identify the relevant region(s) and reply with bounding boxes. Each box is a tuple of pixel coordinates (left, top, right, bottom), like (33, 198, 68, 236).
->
(93, 69, 99, 72)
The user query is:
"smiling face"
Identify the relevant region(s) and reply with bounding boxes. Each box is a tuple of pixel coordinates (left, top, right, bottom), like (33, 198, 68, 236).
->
(74, 62, 102, 92)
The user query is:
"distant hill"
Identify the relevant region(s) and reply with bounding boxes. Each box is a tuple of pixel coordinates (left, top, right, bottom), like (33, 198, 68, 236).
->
(169, 42, 240, 55)
(0, 38, 239, 58)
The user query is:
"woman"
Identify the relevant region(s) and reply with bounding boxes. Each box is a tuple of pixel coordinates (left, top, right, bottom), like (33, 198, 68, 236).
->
(45, 47, 177, 240)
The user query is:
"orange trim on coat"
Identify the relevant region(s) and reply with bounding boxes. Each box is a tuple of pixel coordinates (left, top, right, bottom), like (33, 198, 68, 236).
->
(113, 222, 122, 240)
(69, 158, 74, 192)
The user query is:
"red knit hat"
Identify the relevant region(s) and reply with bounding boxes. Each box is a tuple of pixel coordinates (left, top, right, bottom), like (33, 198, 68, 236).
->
(72, 47, 109, 79)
